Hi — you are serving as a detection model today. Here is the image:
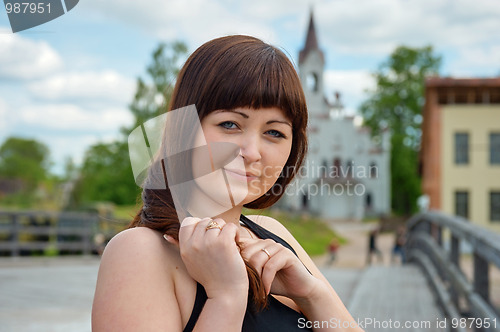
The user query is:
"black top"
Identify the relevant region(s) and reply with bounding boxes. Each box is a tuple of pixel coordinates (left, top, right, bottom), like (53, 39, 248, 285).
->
(182, 214, 313, 332)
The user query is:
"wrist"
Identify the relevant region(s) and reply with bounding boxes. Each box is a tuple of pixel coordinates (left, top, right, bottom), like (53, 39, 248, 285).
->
(293, 278, 329, 306)
(208, 289, 248, 310)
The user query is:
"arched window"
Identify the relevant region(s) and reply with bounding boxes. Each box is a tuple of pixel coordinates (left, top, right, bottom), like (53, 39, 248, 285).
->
(322, 159, 328, 177)
(333, 158, 341, 178)
(306, 72, 318, 92)
(346, 160, 354, 177)
(365, 192, 373, 209)
(369, 162, 378, 178)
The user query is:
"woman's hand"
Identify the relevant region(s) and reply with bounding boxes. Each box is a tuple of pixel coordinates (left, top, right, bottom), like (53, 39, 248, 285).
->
(169, 217, 249, 300)
(238, 237, 320, 302)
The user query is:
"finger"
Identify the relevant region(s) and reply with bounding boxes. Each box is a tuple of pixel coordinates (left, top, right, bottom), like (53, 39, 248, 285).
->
(189, 218, 217, 244)
(241, 241, 279, 276)
(178, 217, 203, 244)
(204, 218, 226, 241)
(240, 239, 275, 260)
(261, 247, 287, 294)
(163, 234, 179, 247)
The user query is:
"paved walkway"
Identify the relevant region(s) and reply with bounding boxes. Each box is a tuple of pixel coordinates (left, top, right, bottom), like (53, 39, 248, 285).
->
(1, 220, 498, 331)
(0, 257, 99, 332)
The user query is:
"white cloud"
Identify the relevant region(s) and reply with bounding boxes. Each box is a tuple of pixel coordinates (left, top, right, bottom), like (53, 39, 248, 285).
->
(316, 0, 500, 56)
(80, 0, 291, 47)
(0, 97, 7, 131)
(324, 70, 375, 115)
(81, 0, 500, 77)
(27, 70, 136, 104)
(19, 104, 134, 131)
(0, 32, 63, 80)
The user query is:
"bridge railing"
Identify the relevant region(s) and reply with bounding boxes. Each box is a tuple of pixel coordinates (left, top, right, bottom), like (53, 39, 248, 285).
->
(406, 210, 500, 332)
(0, 211, 126, 256)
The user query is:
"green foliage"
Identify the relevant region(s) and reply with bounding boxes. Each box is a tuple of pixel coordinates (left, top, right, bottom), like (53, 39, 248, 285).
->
(73, 41, 188, 206)
(0, 137, 50, 189)
(126, 41, 188, 133)
(72, 142, 140, 205)
(360, 45, 441, 215)
(244, 208, 345, 256)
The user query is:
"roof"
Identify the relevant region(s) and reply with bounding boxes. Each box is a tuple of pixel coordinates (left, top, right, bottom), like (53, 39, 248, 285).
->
(426, 77, 500, 88)
(299, 10, 325, 64)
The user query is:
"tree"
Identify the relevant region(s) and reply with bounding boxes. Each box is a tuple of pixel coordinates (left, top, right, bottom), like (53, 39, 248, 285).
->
(73, 41, 187, 206)
(360, 46, 441, 215)
(0, 137, 50, 191)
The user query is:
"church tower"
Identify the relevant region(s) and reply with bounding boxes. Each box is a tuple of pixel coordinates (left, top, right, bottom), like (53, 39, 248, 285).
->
(299, 10, 327, 117)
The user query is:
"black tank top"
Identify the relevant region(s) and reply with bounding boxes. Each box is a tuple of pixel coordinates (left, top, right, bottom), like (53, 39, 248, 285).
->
(182, 214, 313, 332)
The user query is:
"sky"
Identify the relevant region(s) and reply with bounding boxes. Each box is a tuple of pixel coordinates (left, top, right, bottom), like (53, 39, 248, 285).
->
(0, 0, 499, 175)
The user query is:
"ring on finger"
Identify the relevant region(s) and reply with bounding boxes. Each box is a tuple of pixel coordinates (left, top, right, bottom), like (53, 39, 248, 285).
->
(206, 219, 222, 231)
(261, 248, 271, 259)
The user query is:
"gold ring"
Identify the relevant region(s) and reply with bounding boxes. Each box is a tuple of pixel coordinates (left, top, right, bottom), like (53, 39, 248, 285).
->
(261, 248, 271, 259)
(206, 219, 222, 231)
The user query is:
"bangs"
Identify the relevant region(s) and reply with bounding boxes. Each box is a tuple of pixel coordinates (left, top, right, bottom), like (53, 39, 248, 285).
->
(198, 44, 305, 124)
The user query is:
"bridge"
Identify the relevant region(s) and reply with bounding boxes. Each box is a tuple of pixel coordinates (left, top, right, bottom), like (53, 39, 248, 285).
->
(1, 211, 499, 331)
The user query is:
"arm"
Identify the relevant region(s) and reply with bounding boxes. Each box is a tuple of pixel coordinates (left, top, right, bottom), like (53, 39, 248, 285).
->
(247, 215, 364, 332)
(92, 226, 248, 332)
(92, 227, 183, 331)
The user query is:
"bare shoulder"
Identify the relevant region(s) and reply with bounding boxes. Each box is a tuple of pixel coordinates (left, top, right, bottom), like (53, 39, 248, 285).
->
(246, 214, 294, 242)
(92, 227, 183, 332)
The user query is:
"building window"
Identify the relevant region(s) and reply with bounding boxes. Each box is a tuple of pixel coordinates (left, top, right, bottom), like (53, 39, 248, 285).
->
(454, 133, 469, 165)
(490, 133, 500, 165)
(321, 159, 328, 177)
(306, 73, 318, 92)
(455, 191, 469, 219)
(346, 160, 353, 177)
(369, 162, 378, 178)
(333, 158, 341, 178)
(365, 193, 373, 209)
(491, 192, 500, 222)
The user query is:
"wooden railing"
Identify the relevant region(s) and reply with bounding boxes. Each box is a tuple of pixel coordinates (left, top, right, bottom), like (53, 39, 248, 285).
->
(406, 210, 500, 332)
(0, 211, 125, 256)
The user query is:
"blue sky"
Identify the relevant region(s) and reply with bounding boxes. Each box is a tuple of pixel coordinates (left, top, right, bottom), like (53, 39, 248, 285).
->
(1, 0, 499, 174)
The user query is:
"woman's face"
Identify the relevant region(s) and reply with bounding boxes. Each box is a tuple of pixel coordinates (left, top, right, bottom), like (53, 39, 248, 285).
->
(192, 107, 293, 210)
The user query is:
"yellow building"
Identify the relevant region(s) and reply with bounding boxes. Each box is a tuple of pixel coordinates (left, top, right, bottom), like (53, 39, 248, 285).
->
(421, 77, 500, 232)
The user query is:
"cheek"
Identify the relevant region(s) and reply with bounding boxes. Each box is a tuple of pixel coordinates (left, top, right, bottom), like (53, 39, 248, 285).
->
(263, 143, 293, 181)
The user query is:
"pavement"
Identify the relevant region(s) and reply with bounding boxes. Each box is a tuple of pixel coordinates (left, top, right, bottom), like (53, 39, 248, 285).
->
(0, 219, 498, 332)
(0, 257, 99, 332)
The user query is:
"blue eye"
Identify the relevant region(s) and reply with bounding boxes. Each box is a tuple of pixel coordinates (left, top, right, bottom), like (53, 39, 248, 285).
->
(267, 130, 286, 138)
(218, 121, 238, 129)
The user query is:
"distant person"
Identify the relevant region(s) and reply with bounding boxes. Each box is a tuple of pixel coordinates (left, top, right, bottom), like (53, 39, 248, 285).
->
(327, 238, 340, 265)
(391, 226, 407, 264)
(417, 194, 430, 212)
(366, 227, 383, 265)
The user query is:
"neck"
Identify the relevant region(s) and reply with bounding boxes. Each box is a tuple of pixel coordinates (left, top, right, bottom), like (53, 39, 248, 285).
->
(187, 185, 244, 225)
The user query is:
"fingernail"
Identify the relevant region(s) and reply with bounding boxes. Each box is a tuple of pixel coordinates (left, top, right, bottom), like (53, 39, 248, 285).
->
(181, 217, 199, 227)
(163, 234, 173, 242)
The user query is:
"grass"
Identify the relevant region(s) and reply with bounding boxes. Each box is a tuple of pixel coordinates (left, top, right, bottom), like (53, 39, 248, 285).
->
(113, 204, 140, 221)
(243, 208, 345, 257)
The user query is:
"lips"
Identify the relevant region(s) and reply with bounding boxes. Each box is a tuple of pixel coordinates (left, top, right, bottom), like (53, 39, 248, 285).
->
(224, 168, 259, 178)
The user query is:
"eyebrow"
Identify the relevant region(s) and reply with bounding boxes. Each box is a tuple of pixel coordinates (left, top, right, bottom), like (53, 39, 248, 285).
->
(214, 109, 292, 127)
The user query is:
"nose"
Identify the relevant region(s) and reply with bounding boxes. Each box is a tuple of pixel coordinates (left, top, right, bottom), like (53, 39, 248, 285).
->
(239, 133, 262, 164)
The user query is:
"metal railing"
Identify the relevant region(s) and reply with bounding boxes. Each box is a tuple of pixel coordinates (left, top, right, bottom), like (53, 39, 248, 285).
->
(0, 211, 124, 256)
(406, 210, 500, 332)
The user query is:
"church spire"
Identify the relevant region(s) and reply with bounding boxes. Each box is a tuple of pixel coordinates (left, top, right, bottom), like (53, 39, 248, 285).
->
(299, 9, 324, 64)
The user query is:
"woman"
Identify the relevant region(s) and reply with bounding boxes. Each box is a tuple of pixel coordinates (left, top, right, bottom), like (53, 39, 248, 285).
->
(92, 35, 362, 332)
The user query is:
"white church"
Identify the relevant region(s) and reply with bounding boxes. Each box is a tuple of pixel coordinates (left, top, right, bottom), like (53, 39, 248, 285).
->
(278, 12, 391, 220)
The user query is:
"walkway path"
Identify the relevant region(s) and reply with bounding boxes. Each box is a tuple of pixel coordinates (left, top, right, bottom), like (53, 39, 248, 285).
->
(0, 257, 99, 332)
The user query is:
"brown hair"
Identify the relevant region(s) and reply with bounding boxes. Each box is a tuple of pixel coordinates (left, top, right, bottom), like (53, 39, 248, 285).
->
(129, 35, 308, 308)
